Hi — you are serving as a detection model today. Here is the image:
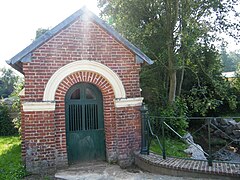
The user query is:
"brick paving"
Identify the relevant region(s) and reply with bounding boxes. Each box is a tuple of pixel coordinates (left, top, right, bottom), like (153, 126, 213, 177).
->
(136, 152, 240, 178)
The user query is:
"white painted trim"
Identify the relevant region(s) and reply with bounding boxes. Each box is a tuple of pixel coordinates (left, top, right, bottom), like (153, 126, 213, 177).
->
(43, 60, 126, 101)
(114, 97, 144, 108)
(23, 102, 56, 112)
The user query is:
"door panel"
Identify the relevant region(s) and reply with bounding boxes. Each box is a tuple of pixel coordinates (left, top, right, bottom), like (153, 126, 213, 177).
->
(65, 83, 105, 164)
(67, 130, 105, 163)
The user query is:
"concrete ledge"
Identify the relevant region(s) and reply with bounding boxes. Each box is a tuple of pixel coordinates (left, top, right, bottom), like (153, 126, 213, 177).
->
(135, 152, 240, 180)
(23, 102, 56, 112)
(114, 97, 143, 108)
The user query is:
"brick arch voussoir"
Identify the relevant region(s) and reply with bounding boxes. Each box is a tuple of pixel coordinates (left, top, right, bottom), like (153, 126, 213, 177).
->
(55, 71, 115, 101)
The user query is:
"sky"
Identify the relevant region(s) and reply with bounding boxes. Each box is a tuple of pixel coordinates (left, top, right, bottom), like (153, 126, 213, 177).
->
(0, 0, 99, 70)
(0, 0, 239, 72)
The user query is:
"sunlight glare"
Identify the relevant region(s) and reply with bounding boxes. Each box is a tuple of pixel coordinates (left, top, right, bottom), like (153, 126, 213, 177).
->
(81, 0, 100, 14)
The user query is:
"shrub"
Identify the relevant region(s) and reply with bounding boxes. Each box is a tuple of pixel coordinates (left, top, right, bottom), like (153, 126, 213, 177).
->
(10, 80, 24, 134)
(148, 97, 189, 137)
(159, 98, 189, 136)
(0, 102, 18, 136)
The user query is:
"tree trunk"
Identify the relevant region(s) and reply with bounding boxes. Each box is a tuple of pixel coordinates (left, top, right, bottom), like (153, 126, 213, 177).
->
(164, 0, 178, 105)
(177, 60, 185, 96)
(177, 0, 189, 97)
(167, 38, 177, 105)
(169, 69, 177, 104)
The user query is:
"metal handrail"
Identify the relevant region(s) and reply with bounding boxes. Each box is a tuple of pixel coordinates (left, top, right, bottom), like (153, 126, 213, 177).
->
(163, 121, 209, 157)
(140, 109, 240, 166)
(147, 118, 163, 151)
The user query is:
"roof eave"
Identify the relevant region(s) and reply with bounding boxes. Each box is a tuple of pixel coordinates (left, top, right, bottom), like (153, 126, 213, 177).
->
(6, 61, 24, 74)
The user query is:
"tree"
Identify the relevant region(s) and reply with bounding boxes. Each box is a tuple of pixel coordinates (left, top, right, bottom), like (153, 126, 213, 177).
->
(11, 79, 24, 134)
(0, 68, 19, 98)
(183, 42, 237, 116)
(220, 44, 240, 72)
(228, 50, 240, 71)
(35, 28, 49, 39)
(232, 60, 240, 90)
(98, 0, 240, 106)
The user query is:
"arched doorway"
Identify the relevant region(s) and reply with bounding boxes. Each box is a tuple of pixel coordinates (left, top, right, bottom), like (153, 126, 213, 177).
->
(65, 82, 105, 164)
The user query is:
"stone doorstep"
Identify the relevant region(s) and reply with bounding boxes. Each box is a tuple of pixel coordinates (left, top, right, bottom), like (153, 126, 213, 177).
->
(135, 152, 240, 179)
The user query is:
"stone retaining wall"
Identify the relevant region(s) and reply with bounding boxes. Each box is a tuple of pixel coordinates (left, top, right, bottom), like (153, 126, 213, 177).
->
(211, 118, 240, 145)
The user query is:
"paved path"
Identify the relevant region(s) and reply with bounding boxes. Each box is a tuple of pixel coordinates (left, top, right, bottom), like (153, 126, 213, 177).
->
(55, 162, 213, 180)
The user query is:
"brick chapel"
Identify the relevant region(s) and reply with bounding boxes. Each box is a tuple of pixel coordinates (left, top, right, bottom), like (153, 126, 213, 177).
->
(7, 7, 153, 172)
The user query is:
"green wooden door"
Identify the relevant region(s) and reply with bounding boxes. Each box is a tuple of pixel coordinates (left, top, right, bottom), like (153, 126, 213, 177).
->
(65, 83, 105, 164)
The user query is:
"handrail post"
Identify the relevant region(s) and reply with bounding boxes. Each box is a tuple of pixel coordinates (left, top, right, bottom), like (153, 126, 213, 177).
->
(162, 118, 166, 159)
(140, 103, 149, 155)
(207, 118, 213, 166)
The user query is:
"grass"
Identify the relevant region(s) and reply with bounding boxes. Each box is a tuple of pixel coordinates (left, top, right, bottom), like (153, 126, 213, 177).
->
(0, 136, 27, 180)
(150, 138, 189, 158)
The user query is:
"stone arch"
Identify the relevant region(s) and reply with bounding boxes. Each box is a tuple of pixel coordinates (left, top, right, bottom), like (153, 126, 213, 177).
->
(43, 60, 126, 102)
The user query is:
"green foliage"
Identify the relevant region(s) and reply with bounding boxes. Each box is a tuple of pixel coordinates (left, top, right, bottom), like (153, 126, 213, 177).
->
(10, 80, 24, 134)
(0, 136, 27, 179)
(221, 46, 240, 72)
(159, 97, 189, 136)
(35, 28, 49, 39)
(150, 138, 188, 158)
(232, 63, 240, 89)
(98, 0, 240, 118)
(0, 79, 23, 136)
(181, 44, 238, 116)
(147, 97, 188, 136)
(0, 102, 17, 136)
(185, 83, 238, 116)
(0, 68, 19, 98)
(140, 61, 168, 108)
(185, 86, 222, 116)
(221, 47, 235, 72)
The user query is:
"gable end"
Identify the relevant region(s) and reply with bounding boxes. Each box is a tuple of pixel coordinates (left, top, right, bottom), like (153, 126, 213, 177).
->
(6, 7, 153, 73)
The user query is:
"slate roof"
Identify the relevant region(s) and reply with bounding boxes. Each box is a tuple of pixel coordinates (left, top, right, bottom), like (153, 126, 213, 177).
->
(6, 7, 153, 73)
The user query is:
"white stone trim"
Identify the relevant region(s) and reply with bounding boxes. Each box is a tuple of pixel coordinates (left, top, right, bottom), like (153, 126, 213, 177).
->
(114, 97, 144, 108)
(43, 60, 126, 101)
(23, 102, 56, 112)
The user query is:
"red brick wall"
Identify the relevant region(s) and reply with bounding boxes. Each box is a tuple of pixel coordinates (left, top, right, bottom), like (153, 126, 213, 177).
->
(22, 18, 142, 172)
(23, 19, 141, 101)
(23, 111, 56, 171)
(116, 106, 141, 166)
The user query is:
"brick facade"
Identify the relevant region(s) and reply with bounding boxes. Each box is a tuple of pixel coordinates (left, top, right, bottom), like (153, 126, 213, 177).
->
(20, 18, 141, 172)
(8, 8, 152, 173)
